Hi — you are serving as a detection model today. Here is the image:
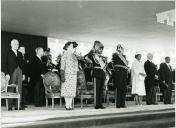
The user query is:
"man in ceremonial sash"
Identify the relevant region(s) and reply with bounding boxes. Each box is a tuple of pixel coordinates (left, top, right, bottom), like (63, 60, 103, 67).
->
(112, 43, 128, 108)
(84, 40, 106, 109)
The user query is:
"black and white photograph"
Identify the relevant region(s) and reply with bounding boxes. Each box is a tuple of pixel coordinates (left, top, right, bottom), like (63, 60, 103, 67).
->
(1, 0, 175, 128)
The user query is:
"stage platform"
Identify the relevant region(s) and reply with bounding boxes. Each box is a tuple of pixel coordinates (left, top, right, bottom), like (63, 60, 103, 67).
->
(1, 102, 175, 128)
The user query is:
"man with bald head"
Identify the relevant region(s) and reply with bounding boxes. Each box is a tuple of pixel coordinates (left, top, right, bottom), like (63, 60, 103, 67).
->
(144, 53, 158, 105)
(5, 39, 24, 110)
(28, 47, 46, 106)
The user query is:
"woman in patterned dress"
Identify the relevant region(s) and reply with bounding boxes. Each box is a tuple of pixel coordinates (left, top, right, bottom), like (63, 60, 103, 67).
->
(60, 41, 78, 110)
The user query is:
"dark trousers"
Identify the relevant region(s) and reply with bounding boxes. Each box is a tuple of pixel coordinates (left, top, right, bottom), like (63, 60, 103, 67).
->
(34, 78, 45, 107)
(163, 85, 172, 104)
(113, 69, 127, 107)
(21, 81, 28, 106)
(94, 77, 105, 107)
(146, 86, 157, 105)
(8, 67, 22, 108)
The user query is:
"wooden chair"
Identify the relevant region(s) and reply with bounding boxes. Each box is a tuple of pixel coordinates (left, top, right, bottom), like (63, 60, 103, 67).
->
(43, 72, 62, 109)
(106, 84, 133, 106)
(156, 86, 163, 102)
(80, 81, 94, 108)
(1, 72, 20, 110)
(171, 83, 175, 104)
(126, 85, 133, 101)
(106, 83, 116, 106)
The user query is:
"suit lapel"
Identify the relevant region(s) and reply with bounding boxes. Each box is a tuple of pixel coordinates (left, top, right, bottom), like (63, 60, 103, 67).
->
(164, 63, 172, 72)
(10, 50, 18, 59)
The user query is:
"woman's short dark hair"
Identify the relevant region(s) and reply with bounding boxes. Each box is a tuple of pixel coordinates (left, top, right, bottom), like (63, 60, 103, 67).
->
(135, 54, 141, 59)
(63, 41, 78, 50)
(165, 56, 170, 60)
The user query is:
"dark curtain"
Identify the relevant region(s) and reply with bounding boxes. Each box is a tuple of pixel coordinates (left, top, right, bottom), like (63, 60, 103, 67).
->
(1, 31, 48, 73)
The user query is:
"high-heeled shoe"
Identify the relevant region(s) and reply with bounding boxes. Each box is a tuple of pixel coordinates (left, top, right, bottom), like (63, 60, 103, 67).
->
(65, 106, 70, 110)
(69, 107, 74, 110)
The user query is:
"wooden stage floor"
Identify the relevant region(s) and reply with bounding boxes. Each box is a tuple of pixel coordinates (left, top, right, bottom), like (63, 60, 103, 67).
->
(1, 101, 175, 128)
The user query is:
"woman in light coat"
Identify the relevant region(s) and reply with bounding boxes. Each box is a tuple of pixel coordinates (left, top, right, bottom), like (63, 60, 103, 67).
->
(60, 41, 78, 110)
(131, 53, 146, 105)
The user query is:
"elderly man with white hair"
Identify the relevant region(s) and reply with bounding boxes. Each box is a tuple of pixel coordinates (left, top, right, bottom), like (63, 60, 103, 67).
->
(5, 39, 24, 110)
(144, 53, 159, 105)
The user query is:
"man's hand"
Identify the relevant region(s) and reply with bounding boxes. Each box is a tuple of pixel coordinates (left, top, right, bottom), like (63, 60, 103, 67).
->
(28, 77, 30, 83)
(22, 75, 25, 81)
(5, 74, 10, 81)
(85, 57, 92, 63)
(155, 75, 158, 80)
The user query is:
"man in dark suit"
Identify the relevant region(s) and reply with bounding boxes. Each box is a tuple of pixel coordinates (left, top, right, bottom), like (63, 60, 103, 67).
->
(5, 39, 24, 110)
(18, 46, 29, 107)
(84, 41, 106, 109)
(159, 57, 173, 104)
(144, 53, 158, 105)
(112, 43, 128, 108)
(28, 47, 45, 106)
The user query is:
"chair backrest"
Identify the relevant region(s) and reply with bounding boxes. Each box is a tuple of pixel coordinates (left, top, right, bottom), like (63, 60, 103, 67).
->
(77, 70, 87, 90)
(43, 72, 61, 94)
(1, 72, 8, 92)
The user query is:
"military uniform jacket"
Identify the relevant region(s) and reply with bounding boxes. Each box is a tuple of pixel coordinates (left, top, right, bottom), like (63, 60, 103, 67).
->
(85, 51, 105, 79)
(112, 53, 128, 70)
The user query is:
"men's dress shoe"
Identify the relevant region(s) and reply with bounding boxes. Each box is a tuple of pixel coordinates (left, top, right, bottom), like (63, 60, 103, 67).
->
(100, 106, 106, 109)
(95, 106, 100, 109)
(8, 108, 12, 111)
(116, 105, 121, 108)
(147, 103, 151, 105)
(22, 105, 28, 108)
(121, 105, 127, 108)
(15, 107, 25, 110)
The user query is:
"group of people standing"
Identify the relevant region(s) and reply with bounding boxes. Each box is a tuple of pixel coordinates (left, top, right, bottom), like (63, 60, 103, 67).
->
(131, 52, 173, 106)
(3, 39, 174, 111)
(4, 39, 47, 110)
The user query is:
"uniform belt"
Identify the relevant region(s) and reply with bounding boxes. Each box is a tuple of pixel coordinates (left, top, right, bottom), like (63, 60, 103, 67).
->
(114, 65, 128, 70)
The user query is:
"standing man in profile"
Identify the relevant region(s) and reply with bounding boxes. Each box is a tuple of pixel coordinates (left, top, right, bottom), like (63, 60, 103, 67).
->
(144, 53, 158, 105)
(159, 57, 173, 104)
(112, 43, 128, 108)
(84, 41, 106, 109)
(5, 39, 24, 110)
(28, 47, 45, 107)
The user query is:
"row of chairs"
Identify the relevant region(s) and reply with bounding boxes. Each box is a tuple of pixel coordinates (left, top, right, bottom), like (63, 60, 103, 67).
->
(44, 81, 176, 109)
(1, 71, 174, 110)
(43, 81, 134, 109)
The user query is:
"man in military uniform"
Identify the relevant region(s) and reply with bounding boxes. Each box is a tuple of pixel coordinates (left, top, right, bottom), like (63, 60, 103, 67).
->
(112, 43, 128, 108)
(85, 40, 106, 109)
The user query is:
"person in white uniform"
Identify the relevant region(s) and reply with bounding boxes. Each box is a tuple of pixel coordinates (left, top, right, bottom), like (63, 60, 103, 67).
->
(131, 53, 146, 105)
